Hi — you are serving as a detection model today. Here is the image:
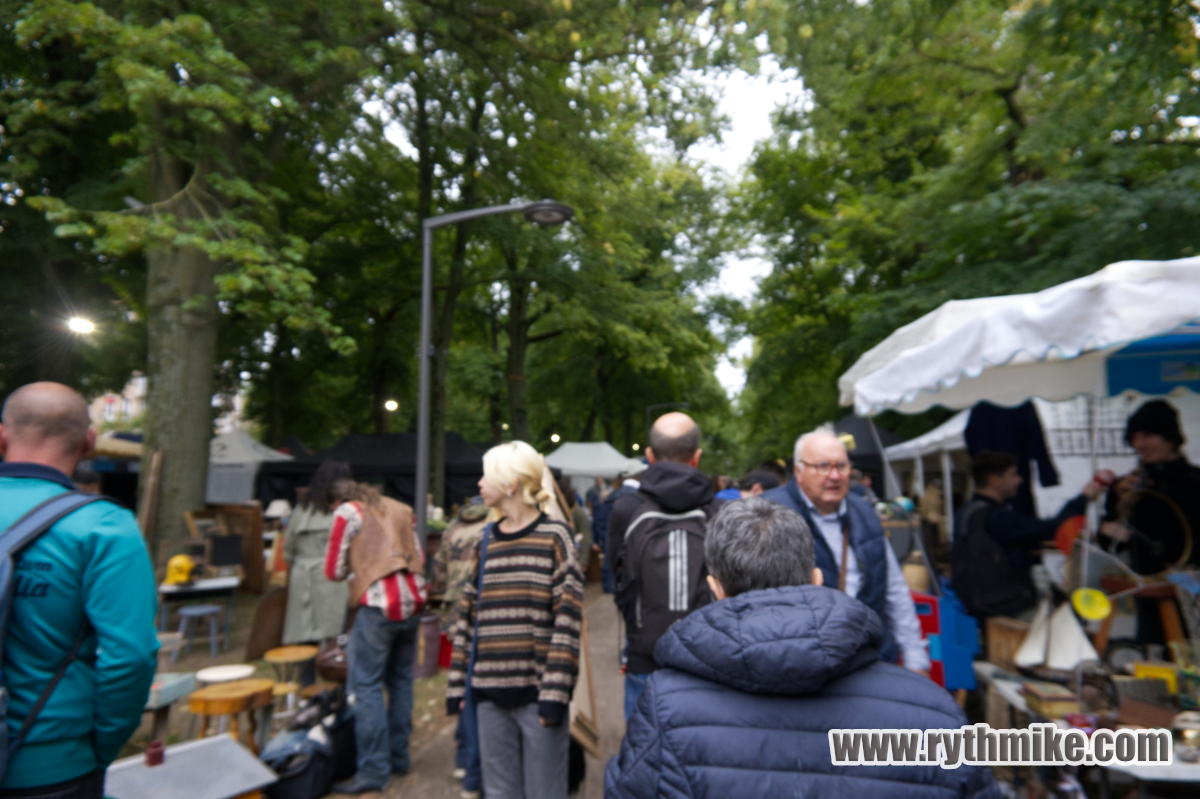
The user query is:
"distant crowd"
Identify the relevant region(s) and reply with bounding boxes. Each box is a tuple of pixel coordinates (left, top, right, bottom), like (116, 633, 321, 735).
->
(1, 380, 1193, 799)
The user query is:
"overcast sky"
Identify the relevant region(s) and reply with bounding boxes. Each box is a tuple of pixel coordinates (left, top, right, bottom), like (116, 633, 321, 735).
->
(689, 57, 805, 398)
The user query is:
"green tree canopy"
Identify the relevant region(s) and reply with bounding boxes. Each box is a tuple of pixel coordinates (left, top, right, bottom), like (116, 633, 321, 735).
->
(740, 0, 1200, 457)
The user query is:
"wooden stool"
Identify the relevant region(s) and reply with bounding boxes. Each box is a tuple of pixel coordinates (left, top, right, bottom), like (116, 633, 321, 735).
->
(264, 646, 319, 720)
(264, 645, 320, 683)
(188, 678, 274, 754)
(299, 682, 339, 701)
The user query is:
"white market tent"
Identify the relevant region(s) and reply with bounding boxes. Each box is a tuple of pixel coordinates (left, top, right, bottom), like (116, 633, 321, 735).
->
(839, 257, 1200, 416)
(883, 411, 968, 523)
(845, 256, 1200, 548)
(205, 429, 292, 504)
(545, 441, 647, 499)
(544, 442, 646, 479)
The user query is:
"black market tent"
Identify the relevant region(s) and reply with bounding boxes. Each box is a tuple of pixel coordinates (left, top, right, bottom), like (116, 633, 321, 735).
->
(256, 432, 484, 509)
(276, 433, 312, 457)
(833, 413, 903, 485)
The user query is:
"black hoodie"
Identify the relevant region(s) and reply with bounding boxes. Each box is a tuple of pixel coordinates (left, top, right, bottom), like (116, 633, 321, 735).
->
(606, 461, 720, 670)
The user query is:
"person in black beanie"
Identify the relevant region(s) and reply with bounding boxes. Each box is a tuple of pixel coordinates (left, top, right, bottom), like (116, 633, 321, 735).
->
(1099, 399, 1200, 642)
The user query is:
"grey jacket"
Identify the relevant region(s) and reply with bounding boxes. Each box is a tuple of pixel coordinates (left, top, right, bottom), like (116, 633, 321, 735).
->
(282, 504, 348, 643)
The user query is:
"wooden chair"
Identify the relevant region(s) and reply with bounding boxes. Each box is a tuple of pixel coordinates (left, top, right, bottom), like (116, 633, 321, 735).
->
(188, 679, 274, 754)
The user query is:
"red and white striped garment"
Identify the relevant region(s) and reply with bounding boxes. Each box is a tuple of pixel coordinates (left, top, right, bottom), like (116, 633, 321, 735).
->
(324, 501, 427, 622)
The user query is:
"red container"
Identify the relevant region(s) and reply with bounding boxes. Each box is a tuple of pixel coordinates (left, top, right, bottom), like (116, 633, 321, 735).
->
(910, 590, 941, 637)
(439, 632, 453, 668)
(412, 612, 443, 679)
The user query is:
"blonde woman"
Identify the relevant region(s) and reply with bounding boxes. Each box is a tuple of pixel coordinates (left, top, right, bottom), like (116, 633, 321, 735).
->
(446, 441, 583, 799)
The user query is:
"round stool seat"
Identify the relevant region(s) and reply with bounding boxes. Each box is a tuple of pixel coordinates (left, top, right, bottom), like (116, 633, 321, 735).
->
(264, 645, 319, 665)
(272, 681, 300, 698)
(189, 678, 275, 753)
(178, 604, 222, 617)
(189, 678, 275, 714)
(196, 664, 256, 685)
(299, 682, 338, 700)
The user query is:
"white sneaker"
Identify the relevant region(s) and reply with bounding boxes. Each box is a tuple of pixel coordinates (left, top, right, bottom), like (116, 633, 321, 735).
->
(452, 768, 466, 781)
(461, 791, 481, 799)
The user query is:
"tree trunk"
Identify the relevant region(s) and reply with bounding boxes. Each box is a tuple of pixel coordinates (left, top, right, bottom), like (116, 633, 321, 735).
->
(139, 149, 224, 564)
(488, 302, 504, 443)
(579, 409, 596, 442)
(266, 324, 288, 446)
(505, 250, 531, 442)
(141, 243, 220, 562)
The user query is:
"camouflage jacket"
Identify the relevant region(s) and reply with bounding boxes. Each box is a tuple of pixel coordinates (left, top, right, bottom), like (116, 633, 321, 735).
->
(429, 503, 489, 629)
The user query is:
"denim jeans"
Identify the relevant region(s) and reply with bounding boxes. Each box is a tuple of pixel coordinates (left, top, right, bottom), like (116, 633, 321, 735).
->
(346, 606, 420, 786)
(454, 690, 483, 792)
(624, 672, 647, 721)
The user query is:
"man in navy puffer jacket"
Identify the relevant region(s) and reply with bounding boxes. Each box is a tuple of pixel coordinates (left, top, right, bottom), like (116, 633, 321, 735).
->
(605, 498, 997, 799)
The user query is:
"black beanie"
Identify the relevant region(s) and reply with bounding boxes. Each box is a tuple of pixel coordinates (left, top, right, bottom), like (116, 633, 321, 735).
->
(1125, 400, 1184, 448)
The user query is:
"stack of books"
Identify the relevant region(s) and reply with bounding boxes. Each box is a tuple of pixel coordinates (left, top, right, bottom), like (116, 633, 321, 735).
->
(1022, 680, 1080, 717)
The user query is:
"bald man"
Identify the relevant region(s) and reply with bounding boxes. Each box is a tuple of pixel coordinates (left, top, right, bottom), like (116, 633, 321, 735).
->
(0, 383, 158, 798)
(607, 412, 723, 719)
(761, 424, 930, 674)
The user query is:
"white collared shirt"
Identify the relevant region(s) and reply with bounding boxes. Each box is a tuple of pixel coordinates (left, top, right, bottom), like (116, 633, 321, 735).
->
(799, 492, 931, 672)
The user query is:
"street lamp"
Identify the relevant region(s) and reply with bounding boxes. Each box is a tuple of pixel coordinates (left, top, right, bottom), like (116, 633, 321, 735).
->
(415, 200, 575, 542)
(67, 317, 96, 335)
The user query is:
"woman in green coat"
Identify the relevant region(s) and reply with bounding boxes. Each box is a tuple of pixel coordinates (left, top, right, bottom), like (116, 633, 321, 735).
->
(283, 458, 352, 644)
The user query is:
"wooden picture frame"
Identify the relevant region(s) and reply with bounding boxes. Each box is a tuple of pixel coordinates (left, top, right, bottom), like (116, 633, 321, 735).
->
(569, 617, 600, 758)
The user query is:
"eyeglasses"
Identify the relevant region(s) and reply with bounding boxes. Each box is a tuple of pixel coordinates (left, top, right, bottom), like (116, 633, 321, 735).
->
(800, 460, 851, 476)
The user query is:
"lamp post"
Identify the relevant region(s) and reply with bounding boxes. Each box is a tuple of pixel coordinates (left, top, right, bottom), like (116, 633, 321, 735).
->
(415, 200, 574, 542)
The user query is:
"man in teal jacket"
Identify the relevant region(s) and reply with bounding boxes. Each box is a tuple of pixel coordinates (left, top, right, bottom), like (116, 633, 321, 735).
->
(0, 382, 158, 798)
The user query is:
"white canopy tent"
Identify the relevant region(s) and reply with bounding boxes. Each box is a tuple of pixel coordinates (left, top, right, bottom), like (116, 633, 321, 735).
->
(205, 429, 293, 504)
(840, 257, 1200, 416)
(845, 257, 1200, 570)
(545, 442, 647, 500)
(883, 411, 968, 526)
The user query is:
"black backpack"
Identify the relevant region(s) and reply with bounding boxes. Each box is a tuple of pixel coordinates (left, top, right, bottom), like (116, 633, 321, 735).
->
(614, 497, 714, 662)
(951, 499, 1036, 619)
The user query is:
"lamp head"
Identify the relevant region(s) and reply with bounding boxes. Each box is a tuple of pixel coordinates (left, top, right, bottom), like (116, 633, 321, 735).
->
(522, 200, 574, 226)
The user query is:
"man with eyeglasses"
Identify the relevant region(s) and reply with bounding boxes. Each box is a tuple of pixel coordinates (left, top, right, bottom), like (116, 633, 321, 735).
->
(761, 424, 930, 673)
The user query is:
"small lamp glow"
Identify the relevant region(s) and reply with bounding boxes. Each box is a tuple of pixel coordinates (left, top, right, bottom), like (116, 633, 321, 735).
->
(631, 443, 640, 451)
(67, 317, 96, 334)
(550, 433, 560, 443)
(502, 423, 510, 431)
(384, 399, 399, 412)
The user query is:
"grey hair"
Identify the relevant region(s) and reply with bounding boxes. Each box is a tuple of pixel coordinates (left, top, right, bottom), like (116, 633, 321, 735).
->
(704, 497, 816, 598)
(793, 422, 839, 467)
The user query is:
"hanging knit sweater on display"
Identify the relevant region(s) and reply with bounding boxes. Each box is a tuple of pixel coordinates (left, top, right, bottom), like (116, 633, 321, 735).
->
(446, 513, 583, 725)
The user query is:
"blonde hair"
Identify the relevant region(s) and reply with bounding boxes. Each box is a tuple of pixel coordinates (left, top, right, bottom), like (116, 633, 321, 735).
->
(483, 440, 553, 511)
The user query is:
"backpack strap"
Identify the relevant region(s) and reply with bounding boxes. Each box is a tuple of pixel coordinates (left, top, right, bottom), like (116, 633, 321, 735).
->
(7, 621, 92, 757)
(1, 491, 109, 757)
(0, 492, 109, 556)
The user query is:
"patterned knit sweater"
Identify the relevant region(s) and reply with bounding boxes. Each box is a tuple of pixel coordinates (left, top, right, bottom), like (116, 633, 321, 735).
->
(445, 513, 583, 725)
